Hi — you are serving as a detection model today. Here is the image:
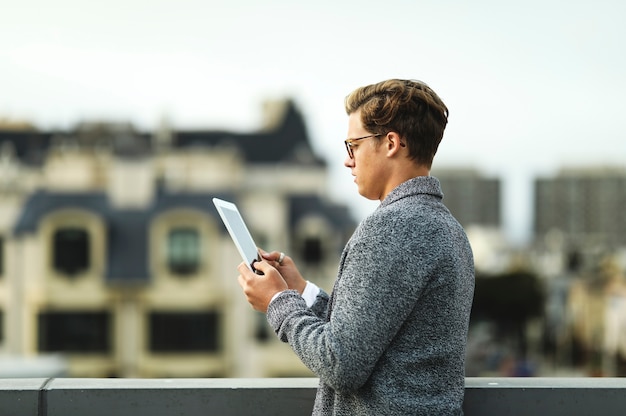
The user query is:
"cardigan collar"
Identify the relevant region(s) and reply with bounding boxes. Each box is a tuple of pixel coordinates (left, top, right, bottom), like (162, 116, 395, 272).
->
(379, 175, 443, 208)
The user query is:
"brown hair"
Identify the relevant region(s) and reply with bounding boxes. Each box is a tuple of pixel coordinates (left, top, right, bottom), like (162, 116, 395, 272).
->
(344, 79, 448, 168)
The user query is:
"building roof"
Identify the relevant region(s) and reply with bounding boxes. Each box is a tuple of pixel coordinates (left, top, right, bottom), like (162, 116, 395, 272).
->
(0, 100, 325, 166)
(288, 195, 355, 230)
(174, 101, 325, 165)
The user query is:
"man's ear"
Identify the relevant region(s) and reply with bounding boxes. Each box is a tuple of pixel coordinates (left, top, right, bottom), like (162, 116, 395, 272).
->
(385, 132, 405, 157)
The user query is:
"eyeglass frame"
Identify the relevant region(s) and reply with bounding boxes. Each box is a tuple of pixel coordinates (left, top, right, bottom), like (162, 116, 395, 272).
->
(344, 134, 383, 159)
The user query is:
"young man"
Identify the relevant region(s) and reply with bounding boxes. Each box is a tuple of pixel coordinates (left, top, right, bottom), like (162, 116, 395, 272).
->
(237, 79, 475, 415)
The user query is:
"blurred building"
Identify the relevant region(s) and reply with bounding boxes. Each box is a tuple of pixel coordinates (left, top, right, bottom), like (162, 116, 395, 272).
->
(534, 167, 626, 272)
(432, 168, 507, 273)
(565, 257, 626, 376)
(531, 168, 626, 376)
(0, 100, 356, 378)
(432, 168, 501, 229)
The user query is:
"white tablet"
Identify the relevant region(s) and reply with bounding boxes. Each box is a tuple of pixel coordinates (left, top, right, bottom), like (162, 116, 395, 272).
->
(212, 198, 261, 272)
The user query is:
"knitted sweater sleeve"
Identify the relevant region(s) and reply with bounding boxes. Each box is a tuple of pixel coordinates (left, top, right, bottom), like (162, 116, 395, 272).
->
(309, 289, 329, 319)
(267, 211, 441, 392)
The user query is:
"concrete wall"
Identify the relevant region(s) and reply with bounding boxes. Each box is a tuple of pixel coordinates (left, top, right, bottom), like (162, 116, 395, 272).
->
(3, 377, 626, 415)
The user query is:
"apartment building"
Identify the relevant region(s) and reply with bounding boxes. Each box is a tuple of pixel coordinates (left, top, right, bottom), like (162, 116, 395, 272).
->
(0, 100, 355, 378)
(534, 167, 626, 262)
(431, 168, 501, 229)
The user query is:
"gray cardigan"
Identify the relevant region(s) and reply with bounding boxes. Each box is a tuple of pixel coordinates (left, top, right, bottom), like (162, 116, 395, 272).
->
(267, 176, 475, 415)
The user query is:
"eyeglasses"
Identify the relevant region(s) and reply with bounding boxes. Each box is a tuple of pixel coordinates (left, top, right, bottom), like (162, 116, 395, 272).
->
(344, 134, 382, 159)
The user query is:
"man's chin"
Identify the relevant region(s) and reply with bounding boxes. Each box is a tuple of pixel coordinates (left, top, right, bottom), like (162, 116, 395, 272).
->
(356, 187, 376, 201)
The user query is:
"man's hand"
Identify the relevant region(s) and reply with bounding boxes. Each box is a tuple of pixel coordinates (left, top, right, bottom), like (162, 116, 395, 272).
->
(237, 260, 288, 313)
(259, 250, 307, 295)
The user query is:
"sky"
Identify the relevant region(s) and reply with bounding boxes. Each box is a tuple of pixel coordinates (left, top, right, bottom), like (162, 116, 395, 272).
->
(1, 0, 625, 245)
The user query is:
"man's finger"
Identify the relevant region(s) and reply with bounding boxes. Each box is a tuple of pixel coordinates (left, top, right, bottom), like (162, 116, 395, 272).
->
(252, 260, 273, 274)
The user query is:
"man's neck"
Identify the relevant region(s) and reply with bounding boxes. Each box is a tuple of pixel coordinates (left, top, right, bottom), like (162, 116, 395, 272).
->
(380, 163, 430, 201)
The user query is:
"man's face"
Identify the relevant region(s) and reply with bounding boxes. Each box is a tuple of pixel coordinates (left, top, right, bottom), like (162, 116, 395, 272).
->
(344, 110, 389, 201)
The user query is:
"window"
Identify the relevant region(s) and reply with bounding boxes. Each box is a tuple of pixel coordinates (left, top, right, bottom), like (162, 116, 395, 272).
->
(149, 311, 219, 352)
(38, 311, 110, 353)
(302, 237, 323, 264)
(53, 227, 90, 275)
(167, 228, 200, 275)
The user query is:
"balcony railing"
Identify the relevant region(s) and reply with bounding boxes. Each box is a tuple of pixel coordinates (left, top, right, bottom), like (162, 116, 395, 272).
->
(3, 377, 626, 415)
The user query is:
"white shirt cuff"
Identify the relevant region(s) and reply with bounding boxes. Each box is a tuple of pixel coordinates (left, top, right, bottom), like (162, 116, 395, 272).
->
(301, 281, 321, 308)
(269, 281, 320, 308)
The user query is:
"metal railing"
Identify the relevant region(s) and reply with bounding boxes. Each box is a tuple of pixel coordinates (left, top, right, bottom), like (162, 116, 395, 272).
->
(3, 377, 626, 415)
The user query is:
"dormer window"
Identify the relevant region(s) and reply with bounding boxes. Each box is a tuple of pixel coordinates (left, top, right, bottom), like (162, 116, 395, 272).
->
(292, 214, 332, 267)
(167, 227, 200, 275)
(302, 236, 323, 264)
(53, 227, 90, 276)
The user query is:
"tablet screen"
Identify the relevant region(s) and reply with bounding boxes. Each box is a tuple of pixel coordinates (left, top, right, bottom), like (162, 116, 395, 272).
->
(212, 198, 260, 271)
